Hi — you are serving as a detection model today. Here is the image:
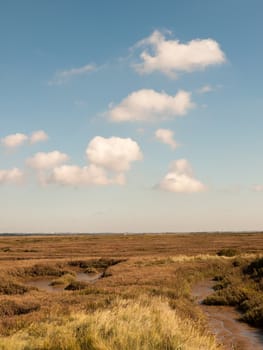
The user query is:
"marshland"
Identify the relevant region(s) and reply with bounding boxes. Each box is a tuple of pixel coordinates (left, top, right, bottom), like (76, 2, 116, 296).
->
(0, 232, 263, 349)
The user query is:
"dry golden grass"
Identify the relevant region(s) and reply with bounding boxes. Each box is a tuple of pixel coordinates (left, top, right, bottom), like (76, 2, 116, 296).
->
(0, 233, 262, 349)
(1, 232, 263, 261)
(0, 296, 222, 350)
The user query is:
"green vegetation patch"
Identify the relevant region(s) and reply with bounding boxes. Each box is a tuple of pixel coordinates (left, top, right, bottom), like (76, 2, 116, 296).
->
(203, 256, 263, 328)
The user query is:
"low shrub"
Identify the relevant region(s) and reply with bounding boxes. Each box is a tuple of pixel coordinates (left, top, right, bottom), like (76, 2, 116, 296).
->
(242, 304, 263, 327)
(84, 267, 98, 274)
(243, 257, 263, 280)
(217, 248, 239, 257)
(20, 264, 64, 277)
(64, 281, 88, 291)
(0, 280, 29, 295)
(50, 273, 76, 286)
(0, 300, 40, 317)
(203, 286, 249, 306)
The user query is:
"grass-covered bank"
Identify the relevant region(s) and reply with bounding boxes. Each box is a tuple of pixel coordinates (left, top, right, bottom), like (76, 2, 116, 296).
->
(203, 256, 263, 327)
(0, 297, 221, 350)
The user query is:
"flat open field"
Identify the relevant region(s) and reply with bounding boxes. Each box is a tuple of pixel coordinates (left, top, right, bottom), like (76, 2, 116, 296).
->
(0, 233, 263, 350)
(1, 232, 263, 260)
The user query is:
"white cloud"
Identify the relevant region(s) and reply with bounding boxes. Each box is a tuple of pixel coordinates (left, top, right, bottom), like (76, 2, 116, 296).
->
(109, 89, 193, 122)
(0, 168, 24, 185)
(48, 164, 125, 186)
(159, 159, 206, 193)
(49, 64, 96, 85)
(30, 130, 48, 144)
(197, 85, 214, 94)
(26, 151, 69, 170)
(86, 136, 143, 172)
(1, 130, 49, 149)
(25, 137, 142, 187)
(134, 30, 226, 78)
(155, 129, 177, 149)
(1, 133, 28, 148)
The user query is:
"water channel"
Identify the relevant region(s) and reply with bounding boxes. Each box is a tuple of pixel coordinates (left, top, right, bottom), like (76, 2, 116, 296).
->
(25, 272, 102, 293)
(192, 280, 263, 350)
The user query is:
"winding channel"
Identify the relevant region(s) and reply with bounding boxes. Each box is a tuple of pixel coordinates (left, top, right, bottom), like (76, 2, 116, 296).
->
(192, 280, 263, 350)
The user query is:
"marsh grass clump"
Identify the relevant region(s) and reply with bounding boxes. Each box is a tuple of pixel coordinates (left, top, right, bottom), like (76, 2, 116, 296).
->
(217, 248, 239, 257)
(68, 258, 124, 270)
(204, 256, 263, 328)
(16, 264, 66, 278)
(84, 267, 98, 274)
(0, 300, 40, 317)
(0, 297, 221, 350)
(203, 285, 249, 306)
(241, 304, 263, 327)
(64, 281, 88, 291)
(0, 279, 30, 295)
(243, 257, 263, 280)
(50, 273, 76, 287)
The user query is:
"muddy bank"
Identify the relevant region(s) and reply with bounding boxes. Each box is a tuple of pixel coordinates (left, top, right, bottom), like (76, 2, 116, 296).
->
(192, 280, 263, 350)
(25, 272, 102, 293)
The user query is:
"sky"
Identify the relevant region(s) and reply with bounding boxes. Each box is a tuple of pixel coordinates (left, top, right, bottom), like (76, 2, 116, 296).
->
(1, 0, 263, 233)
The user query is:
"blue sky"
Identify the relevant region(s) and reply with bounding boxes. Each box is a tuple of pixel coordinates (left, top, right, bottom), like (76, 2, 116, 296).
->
(1, 0, 263, 233)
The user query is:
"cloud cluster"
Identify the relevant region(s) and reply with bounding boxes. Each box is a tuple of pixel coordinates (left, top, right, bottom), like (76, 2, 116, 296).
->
(49, 164, 125, 186)
(1, 130, 48, 149)
(49, 64, 96, 85)
(1, 30, 228, 192)
(30, 137, 142, 187)
(134, 30, 226, 78)
(0, 168, 24, 185)
(159, 159, 206, 193)
(109, 89, 193, 122)
(26, 151, 69, 170)
(155, 129, 177, 149)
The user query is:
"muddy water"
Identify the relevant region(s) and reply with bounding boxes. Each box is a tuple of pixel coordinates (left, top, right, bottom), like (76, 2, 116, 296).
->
(26, 272, 102, 293)
(192, 280, 263, 350)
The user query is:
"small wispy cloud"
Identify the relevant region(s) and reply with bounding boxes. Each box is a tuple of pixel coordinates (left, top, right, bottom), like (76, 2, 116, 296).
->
(197, 85, 214, 94)
(155, 128, 177, 150)
(30, 130, 48, 144)
(48, 64, 97, 85)
(197, 84, 223, 94)
(1, 130, 48, 149)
